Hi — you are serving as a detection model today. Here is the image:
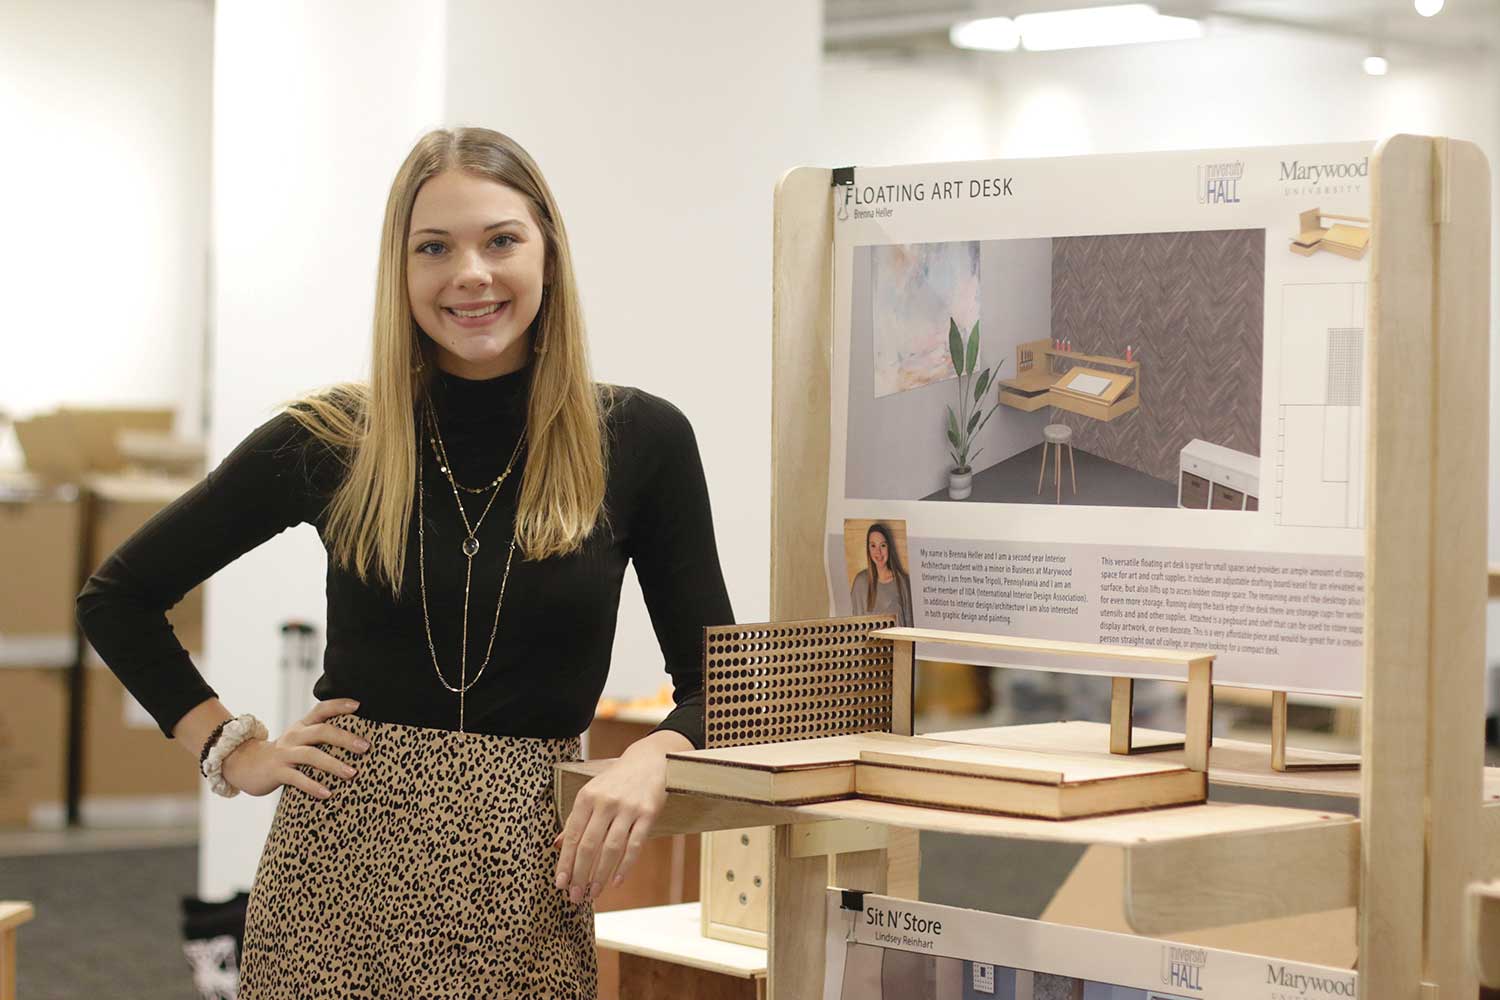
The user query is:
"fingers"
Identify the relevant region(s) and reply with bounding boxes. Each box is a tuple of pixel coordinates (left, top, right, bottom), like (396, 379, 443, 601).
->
(300, 698, 360, 727)
(286, 722, 371, 756)
(554, 801, 587, 896)
(611, 825, 650, 890)
(585, 814, 634, 898)
(290, 745, 357, 782)
(281, 767, 332, 800)
(566, 805, 614, 905)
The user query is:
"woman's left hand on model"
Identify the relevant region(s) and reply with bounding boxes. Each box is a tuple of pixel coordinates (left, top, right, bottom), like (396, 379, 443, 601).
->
(554, 728, 692, 904)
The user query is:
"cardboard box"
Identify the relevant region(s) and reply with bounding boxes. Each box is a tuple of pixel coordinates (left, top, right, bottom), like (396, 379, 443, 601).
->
(13, 407, 173, 481)
(0, 667, 69, 828)
(81, 664, 198, 812)
(0, 489, 83, 667)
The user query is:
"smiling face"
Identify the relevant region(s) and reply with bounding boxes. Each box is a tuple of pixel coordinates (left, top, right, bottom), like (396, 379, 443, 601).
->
(868, 530, 890, 572)
(407, 170, 548, 380)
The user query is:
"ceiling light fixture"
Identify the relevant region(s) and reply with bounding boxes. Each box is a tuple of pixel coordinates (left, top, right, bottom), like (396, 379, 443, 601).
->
(950, 4, 1201, 53)
(1018, 4, 1202, 51)
(1363, 54, 1389, 75)
(949, 16, 1021, 51)
(1414, 0, 1444, 16)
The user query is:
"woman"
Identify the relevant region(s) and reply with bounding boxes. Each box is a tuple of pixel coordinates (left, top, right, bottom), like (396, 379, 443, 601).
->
(76, 127, 733, 997)
(849, 522, 913, 627)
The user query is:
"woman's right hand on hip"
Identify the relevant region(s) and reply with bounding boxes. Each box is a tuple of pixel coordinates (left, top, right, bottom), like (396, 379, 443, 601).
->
(220, 699, 370, 798)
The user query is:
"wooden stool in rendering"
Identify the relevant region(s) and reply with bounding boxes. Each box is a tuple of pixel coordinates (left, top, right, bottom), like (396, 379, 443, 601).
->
(1038, 424, 1076, 503)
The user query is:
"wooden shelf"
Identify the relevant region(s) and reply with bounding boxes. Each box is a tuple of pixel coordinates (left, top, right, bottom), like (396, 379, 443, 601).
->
(872, 628, 1214, 669)
(595, 903, 766, 979)
(557, 758, 1356, 935)
(1041, 347, 1140, 369)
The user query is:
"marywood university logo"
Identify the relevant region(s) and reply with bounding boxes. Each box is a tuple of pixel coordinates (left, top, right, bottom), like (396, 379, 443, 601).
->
(1280, 155, 1368, 197)
(1265, 964, 1356, 999)
(1162, 945, 1206, 991)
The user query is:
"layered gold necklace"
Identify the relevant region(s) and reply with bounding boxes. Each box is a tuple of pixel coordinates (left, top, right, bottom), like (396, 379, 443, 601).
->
(417, 402, 525, 732)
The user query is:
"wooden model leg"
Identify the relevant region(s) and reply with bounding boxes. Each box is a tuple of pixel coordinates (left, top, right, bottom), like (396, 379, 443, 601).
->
(891, 640, 913, 736)
(769, 824, 828, 1000)
(1068, 443, 1077, 495)
(1184, 660, 1214, 773)
(1108, 677, 1184, 755)
(1271, 691, 1361, 773)
(1037, 442, 1049, 494)
(1055, 446, 1061, 504)
(0, 902, 34, 1000)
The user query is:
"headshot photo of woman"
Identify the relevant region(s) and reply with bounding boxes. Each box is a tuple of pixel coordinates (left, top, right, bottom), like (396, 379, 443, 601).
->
(849, 521, 914, 627)
(76, 127, 733, 997)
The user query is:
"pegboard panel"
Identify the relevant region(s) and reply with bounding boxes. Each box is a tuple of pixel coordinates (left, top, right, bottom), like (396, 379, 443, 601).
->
(703, 614, 897, 749)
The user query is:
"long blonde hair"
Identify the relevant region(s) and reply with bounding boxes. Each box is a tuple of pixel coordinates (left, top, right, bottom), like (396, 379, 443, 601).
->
(287, 127, 608, 593)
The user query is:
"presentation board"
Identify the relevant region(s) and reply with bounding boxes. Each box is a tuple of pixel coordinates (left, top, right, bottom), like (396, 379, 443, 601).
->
(825, 143, 1375, 695)
(821, 891, 1356, 1000)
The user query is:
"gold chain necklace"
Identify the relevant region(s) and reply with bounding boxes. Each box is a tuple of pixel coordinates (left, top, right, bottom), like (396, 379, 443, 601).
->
(417, 405, 526, 731)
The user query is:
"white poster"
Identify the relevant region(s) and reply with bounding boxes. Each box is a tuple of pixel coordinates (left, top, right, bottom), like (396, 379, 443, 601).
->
(827, 143, 1374, 695)
(821, 891, 1357, 1000)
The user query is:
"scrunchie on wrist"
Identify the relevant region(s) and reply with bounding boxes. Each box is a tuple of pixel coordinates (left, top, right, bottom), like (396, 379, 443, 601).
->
(200, 714, 268, 798)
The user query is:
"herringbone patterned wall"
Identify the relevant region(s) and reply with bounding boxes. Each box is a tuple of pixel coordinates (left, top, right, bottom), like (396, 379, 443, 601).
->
(1050, 230, 1264, 484)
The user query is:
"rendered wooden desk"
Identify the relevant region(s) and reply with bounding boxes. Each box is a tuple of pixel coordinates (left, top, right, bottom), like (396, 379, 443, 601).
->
(999, 340, 1141, 422)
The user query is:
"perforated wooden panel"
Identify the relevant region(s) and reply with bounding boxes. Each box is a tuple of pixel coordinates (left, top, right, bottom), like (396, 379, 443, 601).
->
(703, 614, 897, 749)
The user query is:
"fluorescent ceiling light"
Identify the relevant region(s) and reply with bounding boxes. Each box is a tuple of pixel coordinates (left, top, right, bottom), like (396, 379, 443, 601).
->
(950, 17, 1021, 51)
(1414, 0, 1444, 16)
(1014, 4, 1202, 52)
(1363, 54, 1389, 75)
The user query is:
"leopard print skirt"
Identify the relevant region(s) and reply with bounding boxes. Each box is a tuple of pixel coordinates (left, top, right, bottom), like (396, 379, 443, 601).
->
(238, 714, 596, 999)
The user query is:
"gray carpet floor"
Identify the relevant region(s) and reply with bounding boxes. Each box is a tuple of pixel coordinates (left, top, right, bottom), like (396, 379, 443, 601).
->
(2, 844, 202, 1000)
(922, 444, 1181, 508)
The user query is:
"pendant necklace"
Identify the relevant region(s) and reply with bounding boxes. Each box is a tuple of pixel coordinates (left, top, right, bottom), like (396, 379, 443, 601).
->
(417, 403, 526, 732)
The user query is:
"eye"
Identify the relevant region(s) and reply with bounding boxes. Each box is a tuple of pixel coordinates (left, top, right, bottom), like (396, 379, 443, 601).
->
(489, 233, 517, 249)
(414, 241, 445, 256)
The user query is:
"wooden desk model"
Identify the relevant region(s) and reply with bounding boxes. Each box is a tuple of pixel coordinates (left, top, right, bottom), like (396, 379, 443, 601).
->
(1290, 207, 1371, 260)
(998, 339, 1140, 421)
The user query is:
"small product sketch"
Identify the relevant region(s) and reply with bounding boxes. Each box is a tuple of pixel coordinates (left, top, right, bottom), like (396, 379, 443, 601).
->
(1276, 282, 1367, 529)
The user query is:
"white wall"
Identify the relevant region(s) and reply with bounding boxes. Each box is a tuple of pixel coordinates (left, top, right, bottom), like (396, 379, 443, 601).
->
(0, 0, 212, 463)
(442, 0, 822, 698)
(201, 0, 446, 900)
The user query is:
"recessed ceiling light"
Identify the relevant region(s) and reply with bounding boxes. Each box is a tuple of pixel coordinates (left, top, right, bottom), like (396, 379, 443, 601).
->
(1016, 4, 1202, 51)
(1414, 0, 1444, 17)
(950, 4, 1201, 53)
(1363, 54, 1389, 75)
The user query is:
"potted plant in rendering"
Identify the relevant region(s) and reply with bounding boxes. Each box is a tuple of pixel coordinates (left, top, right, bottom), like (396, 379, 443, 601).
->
(945, 318, 1004, 500)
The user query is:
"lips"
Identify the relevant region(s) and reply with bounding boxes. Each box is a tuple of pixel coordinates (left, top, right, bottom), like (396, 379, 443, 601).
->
(440, 301, 512, 329)
(444, 301, 506, 318)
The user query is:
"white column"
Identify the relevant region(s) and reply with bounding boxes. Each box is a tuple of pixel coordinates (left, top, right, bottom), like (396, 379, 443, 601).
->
(443, 0, 822, 696)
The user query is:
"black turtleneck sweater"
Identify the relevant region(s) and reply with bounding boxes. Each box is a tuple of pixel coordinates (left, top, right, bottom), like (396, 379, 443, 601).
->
(75, 367, 734, 748)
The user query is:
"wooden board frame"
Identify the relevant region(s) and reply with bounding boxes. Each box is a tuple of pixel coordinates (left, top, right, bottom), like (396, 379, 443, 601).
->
(551, 138, 1490, 1000)
(767, 139, 1492, 1000)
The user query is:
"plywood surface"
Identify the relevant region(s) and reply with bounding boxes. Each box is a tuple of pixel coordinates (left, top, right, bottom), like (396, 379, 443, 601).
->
(595, 903, 765, 978)
(559, 759, 1351, 846)
(671, 732, 938, 771)
(873, 628, 1214, 668)
(858, 742, 1187, 784)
